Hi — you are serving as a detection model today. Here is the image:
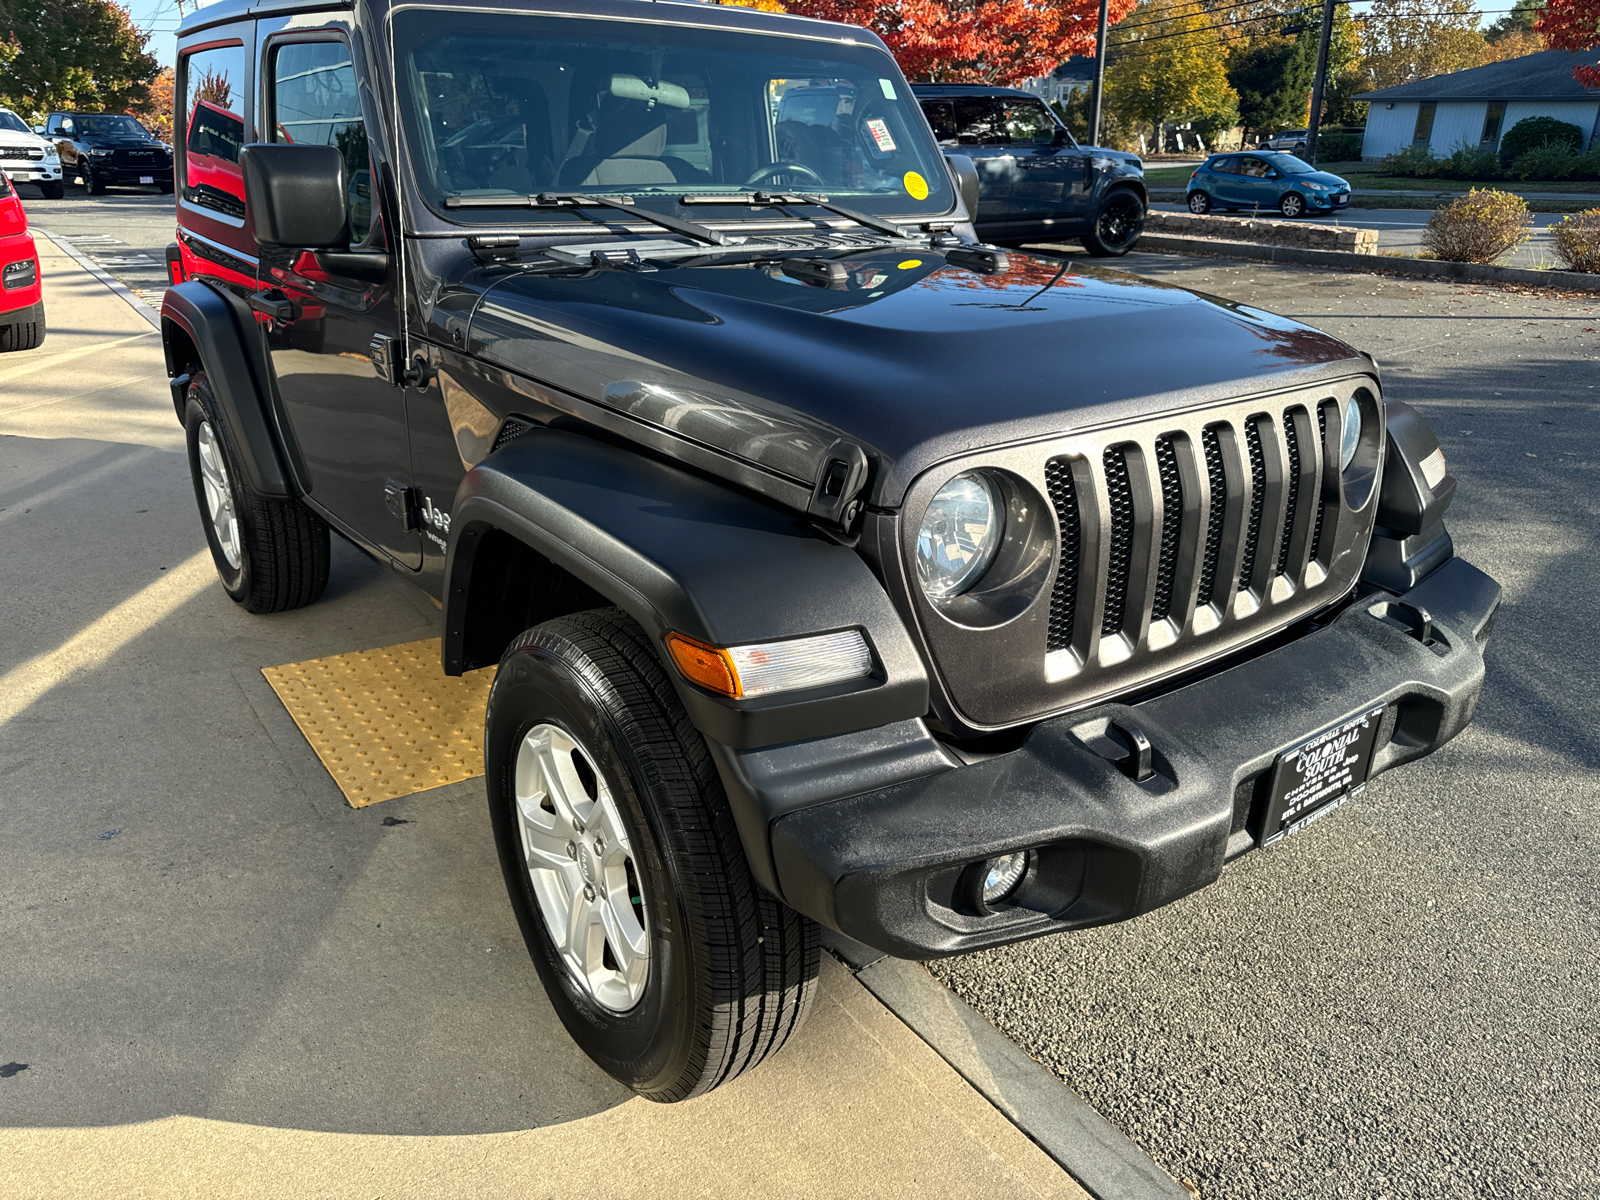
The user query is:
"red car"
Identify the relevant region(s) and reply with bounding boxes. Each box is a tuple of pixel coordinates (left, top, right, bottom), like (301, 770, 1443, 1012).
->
(0, 168, 43, 351)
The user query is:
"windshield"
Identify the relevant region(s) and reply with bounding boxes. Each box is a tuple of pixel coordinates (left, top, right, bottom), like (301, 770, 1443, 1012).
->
(71, 115, 147, 137)
(0, 110, 30, 135)
(394, 11, 955, 226)
(1269, 153, 1316, 174)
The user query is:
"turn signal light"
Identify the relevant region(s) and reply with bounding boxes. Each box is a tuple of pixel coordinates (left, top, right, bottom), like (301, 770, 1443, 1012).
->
(664, 630, 873, 699)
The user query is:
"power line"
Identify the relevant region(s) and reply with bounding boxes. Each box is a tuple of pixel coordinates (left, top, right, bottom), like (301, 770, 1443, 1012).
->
(1110, 3, 1512, 49)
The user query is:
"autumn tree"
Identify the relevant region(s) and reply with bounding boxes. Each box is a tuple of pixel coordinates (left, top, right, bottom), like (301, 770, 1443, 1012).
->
(1358, 0, 1490, 91)
(782, 0, 1138, 85)
(1487, 0, 1545, 41)
(132, 65, 174, 141)
(0, 0, 159, 116)
(1537, 0, 1600, 86)
(1105, 0, 1239, 150)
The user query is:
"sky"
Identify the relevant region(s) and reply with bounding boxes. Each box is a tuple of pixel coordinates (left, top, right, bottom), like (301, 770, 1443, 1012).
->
(123, 0, 1521, 73)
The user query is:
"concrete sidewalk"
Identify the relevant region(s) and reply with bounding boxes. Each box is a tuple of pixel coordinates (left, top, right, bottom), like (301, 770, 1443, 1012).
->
(0, 239, 1089, 1198)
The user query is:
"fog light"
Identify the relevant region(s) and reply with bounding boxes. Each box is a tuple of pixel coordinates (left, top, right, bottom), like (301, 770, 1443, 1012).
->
(981, 852, 1028, 905)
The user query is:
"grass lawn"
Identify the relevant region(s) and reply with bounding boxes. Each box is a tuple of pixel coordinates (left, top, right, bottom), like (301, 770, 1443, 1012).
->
(1144, 161, 1600, 194)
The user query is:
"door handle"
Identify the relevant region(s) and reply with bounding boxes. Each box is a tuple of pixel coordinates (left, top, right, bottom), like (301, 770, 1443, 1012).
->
(248, 288, 297, 324)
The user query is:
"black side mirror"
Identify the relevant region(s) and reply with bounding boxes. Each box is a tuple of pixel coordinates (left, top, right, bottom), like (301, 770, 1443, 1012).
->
(241, 142, 349, 249)
(944, 153, 980, 219)
(1052, 127, 1072, 147)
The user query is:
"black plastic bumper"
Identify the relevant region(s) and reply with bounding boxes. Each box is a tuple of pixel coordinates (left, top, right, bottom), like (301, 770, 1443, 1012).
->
(770, 557, 1499, 959)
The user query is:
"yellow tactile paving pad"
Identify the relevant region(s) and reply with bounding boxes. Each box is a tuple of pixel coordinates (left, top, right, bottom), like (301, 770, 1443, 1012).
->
(262, 639, 496, 808)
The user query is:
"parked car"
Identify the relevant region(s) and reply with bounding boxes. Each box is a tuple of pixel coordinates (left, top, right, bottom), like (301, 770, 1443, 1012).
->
(0, 108, 65, 199)
(1260, 129, 1308, 152)
(0, 171, 44, 351)
(911, 83, 1146, 254)
(43, 112, 174, 194)
(1186, 152, 1352, 218)
(164, 0, 1497, 1103)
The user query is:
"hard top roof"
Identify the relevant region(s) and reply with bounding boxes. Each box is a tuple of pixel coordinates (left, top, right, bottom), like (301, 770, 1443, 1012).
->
(178, 0, 881, 48)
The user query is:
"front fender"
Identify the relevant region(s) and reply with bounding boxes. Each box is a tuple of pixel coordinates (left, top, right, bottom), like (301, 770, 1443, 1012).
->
(443, 427, 929, 750)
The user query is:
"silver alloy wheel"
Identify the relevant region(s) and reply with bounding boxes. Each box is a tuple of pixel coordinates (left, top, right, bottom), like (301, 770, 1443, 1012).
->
(1280, 192, 1305, 218)
(196, 420, 242, 570)
(515, 723, 649, 1012)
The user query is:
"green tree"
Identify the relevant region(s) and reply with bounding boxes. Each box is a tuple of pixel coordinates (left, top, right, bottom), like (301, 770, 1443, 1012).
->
(0, 0, 160, 116)
(1107, 0, 1240, 151)
(1228, 39, 1314, 137)
(1487, 0, 1544, 42)
(1359, 0, 1489, 91)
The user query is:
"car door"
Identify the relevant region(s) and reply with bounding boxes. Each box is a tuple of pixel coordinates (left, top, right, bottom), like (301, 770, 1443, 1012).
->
(1208, 156, 1246, 206)
(1001, 97, 1088, 240)
(252, 28, 419, 568)
(45, 115, 79, 182)
(1235, 156, 1276, 210)
(920, 97, 1013, 241)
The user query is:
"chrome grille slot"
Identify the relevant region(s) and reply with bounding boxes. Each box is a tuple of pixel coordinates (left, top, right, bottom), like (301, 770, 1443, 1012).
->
(912, 376, 1380, 732)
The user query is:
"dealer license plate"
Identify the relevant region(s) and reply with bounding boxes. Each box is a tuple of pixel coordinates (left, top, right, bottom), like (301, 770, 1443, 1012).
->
(1260, 706, 1383, 846)
(139, 175, 154, 184)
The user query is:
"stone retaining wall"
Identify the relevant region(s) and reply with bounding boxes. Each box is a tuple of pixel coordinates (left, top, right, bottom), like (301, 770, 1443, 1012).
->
(1145, 211, 1379, 255)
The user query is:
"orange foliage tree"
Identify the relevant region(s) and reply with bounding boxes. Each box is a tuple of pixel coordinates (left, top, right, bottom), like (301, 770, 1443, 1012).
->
(1537, 0, 1600, 85)
(780, 0, 1137, 85)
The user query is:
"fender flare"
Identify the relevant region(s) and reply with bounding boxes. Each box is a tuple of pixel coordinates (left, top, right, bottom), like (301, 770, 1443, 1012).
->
(443, 427, 929, 752)
(160, 281, 293, 499)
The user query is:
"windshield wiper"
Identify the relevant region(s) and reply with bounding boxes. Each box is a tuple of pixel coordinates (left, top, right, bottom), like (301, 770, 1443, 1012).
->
(681, 192, 911, 240)
(444, 191, 726, 246)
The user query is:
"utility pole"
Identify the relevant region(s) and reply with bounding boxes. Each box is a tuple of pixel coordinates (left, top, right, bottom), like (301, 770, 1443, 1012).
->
(1088, 0, 1110, 149)
(1304, 0, 1337, 164)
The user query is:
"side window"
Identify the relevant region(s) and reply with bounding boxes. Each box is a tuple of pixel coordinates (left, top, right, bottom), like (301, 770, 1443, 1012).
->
(272, 40, 373, 243)
(182, 42, 249, 218)
(922, 100, 956, 143)
(953, 98, 1006, 145)
(1003, 100, 1057, 147)
(1239, 157, 1268, 178)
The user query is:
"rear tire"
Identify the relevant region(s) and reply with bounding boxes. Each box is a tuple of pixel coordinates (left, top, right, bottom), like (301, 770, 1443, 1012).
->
(0, 301, 45, 352)
(486, 609, 821, 1102)
(183, 372, 329, 613)
(1080, 189, 1146, 257)
(1187, 190, 1212, 214)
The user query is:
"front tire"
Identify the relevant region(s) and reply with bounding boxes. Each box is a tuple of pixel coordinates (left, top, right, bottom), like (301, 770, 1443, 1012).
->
(82, 163, 106, 195)
(1187, 190, 1212, 214)
(1279, 192, 1307, 219)
(183, 372, 329, 613)
(1080, 190, 1145, 257)
(486, 609, 821, 1102)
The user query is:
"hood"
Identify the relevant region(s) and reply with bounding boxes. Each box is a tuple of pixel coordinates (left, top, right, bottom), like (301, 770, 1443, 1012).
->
(0, 130, 49, 150)
(466, 247, 1364, 507)
(1084, 146, 1142, 170)
(1300, 171, 1349, 188)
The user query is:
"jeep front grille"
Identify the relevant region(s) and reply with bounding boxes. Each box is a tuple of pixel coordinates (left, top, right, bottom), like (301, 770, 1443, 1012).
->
(902, 378, 1381, 732)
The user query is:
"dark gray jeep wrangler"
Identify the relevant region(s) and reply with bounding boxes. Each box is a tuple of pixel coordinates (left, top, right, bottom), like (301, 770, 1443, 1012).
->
(161, 0, 1499, 1102)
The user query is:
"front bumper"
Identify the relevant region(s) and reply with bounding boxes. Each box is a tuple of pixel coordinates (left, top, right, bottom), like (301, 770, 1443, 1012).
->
(1, 232, 41, 313)
(770, 557, 1499, 958)
(4, 164, 61, 181)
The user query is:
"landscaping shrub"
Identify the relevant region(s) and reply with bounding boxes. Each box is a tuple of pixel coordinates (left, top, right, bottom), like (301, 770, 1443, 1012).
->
(1550, 209, 1600, 272)
(1510, 141, 1577, 180)
(1421, 189, 1533, 263)
(1570, 148, 1600, 182)
(1316, 131, 1362, 162)
(1498, 116, 1584, 167)
(1379, 145, 1442, 177)
(1441, 143, 1504, 180)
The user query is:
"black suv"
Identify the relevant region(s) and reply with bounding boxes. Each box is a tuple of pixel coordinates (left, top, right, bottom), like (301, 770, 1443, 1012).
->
(44, 112, 174, 194)
(912, 83, 1145, 253)
(162, 0, 1498, 1103)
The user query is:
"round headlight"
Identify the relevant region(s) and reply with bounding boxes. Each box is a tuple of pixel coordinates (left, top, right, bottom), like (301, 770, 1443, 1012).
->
(1340, 396, 1362, 471)
(915, 472, 1002, 600)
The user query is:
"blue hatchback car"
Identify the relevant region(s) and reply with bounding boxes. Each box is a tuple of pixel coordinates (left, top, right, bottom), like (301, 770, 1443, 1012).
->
(1186, 151, 1350, 219)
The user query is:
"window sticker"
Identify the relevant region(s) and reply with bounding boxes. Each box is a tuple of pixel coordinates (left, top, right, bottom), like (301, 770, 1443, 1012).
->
(902, 170, 929, 200)
(865, 118, 896, 152)
(879, 78, 897, 100)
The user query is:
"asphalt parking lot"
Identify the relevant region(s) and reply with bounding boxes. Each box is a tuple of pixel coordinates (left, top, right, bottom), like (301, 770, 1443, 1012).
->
(937, 250, 1600, 1198)
(7, 186, 1600, 1197)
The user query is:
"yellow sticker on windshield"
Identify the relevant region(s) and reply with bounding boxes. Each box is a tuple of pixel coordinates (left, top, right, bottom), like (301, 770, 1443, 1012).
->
(897, 259, 923, 269)
(903, 171, 929, 200)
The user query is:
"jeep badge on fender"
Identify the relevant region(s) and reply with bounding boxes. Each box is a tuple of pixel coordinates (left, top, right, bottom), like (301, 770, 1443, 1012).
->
(162, 0, 1500, 1103)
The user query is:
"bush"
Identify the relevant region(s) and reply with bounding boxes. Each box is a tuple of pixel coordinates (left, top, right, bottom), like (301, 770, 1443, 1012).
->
(1440, 143, 1504, 180)
(1379, 144, 1442, 177)
(1551, 209, 1600, 272)
(1498, 116, 1585, 166)
(1510, 141, 1578, 180)
(1569, 147, 1600, 182)
(1316, 131, 1363, 162)
(1422, 189, 1533, 263)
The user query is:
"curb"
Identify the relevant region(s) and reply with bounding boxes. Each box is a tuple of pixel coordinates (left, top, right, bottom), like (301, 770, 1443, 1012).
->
(822, 931, 1191, 1200)
(1083, 233, 1600, 291)
(36, 229, 163, 330)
